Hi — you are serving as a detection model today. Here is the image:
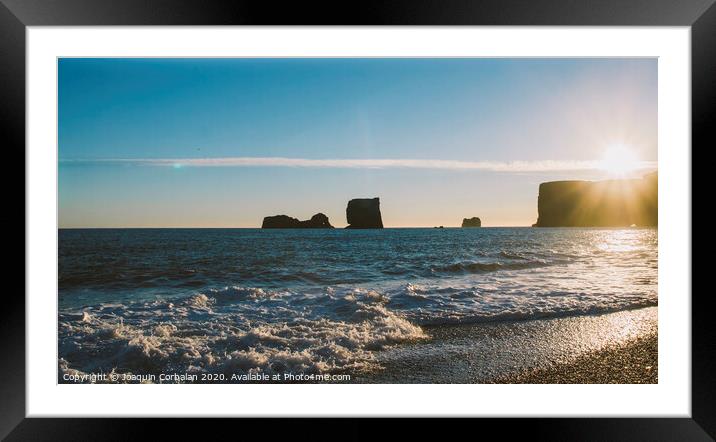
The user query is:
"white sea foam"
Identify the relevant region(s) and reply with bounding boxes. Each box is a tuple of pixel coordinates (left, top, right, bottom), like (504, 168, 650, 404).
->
(59, 287, 428, 383)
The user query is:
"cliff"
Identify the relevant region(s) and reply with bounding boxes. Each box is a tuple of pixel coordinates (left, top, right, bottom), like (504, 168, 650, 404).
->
(345, 198, 384, 229)
(462, 217, 482, 227)
(533, 172, 657, 227)
(262, 213, 334, 229)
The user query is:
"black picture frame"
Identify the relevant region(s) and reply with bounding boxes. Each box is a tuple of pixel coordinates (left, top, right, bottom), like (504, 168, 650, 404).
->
(3, 0, 711, 440)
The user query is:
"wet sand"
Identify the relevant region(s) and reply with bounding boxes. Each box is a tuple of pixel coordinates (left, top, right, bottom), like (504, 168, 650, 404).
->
(354, 307, 657, 384)
(495, 334, 657, 384)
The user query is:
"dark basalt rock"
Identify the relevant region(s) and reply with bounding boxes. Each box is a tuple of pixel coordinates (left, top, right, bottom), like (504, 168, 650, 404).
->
(302, 213, 333, 228)
(262, 213, 334, 229)
(533, 172, 657, 227)
(462, 217, 482, 228)
(345, 198, 384, 229)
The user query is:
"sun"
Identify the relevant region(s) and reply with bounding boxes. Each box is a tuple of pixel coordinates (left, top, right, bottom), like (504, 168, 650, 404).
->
(598, 144, 641, 177)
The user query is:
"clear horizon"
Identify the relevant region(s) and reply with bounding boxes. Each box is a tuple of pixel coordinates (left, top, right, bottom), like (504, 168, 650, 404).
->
(58, 58, 657, 228)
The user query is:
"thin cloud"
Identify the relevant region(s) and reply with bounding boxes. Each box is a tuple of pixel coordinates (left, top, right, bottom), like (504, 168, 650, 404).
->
(60, 156, 658, 172)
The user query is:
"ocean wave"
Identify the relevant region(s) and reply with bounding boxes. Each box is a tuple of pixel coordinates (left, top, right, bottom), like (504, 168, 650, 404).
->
(58, 279, 658, 383)
(410, 298, 659, 326)
(381, 282, 658, 325)
(431, 259, 555, 275)
(58, 287, 427, 383)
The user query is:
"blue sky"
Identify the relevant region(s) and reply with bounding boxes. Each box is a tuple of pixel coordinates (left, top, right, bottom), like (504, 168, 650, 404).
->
(59, 58, 657, 227)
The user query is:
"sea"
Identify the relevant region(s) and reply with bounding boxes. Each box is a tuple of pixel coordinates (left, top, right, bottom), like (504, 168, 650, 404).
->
(58, 227, 658, 382)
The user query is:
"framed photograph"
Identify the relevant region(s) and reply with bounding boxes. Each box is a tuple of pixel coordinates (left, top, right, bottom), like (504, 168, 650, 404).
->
(5, 0, 711, 439)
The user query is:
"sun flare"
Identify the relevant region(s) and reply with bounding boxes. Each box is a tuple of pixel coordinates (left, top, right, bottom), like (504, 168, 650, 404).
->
(599, 145, 641, 177)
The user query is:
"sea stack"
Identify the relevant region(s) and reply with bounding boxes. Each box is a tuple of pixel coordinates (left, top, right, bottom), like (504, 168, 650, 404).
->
(262, 213, 334, 228)
(533, 172, 657, 227)
(345, 198, 384, 229)
(461, 217, 482, 228)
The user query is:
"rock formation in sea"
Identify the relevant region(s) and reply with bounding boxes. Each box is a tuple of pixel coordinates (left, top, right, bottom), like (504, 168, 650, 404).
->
(462, 217, 482, 227)
(533, 172, 658, 227)
(262, 213, 334, 228)
(345, 198, 384, 229)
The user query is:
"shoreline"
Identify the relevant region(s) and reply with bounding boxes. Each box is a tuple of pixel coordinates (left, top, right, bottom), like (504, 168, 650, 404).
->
(354, 307, 657, 384)
(493, 334, 657, 384)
